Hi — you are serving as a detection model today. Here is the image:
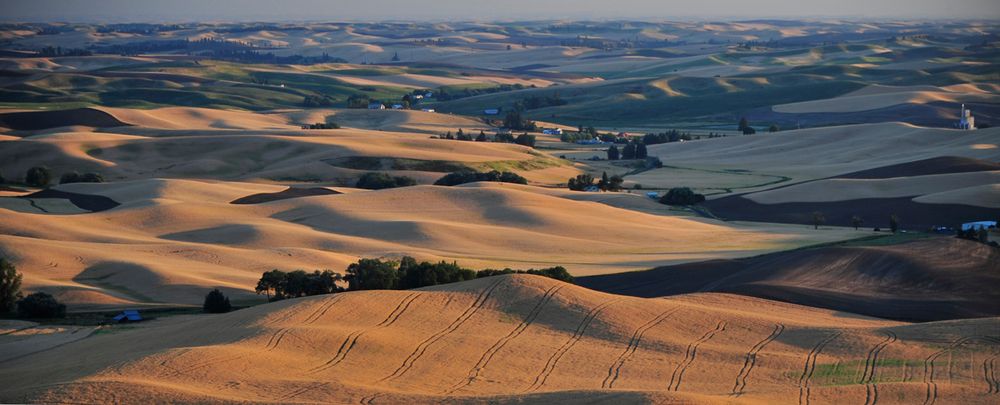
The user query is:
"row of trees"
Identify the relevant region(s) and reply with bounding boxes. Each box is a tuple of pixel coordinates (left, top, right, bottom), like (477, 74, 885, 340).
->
(356, 172, 417, 190)
(606, 142, 648, 160)
(812, 213, 899, 232)
(567, 171, 624, 192)
(254, 257, 573, 301)
(439, 129, 536, 148)
(0, 167, 105, 188)
(434, 170, 527, 186)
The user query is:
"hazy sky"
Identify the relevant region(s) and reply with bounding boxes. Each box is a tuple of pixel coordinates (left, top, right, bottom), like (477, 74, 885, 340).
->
(3, 0, 999, 22)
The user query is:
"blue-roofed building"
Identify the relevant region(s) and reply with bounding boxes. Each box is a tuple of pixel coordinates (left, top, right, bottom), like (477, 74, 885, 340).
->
(113, 309, 142, 322)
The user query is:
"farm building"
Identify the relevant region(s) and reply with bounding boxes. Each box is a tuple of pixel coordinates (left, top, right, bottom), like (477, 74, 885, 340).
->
(958, 104, 976, 130)
(484, 108, 500, 115)
(391, 104, 404, 109)
(962, 220, 996, 231)
(421, 108, 435, 113)
(368, 102, 386, 110)
(542, 128, 563, 135)
(113, 310, 142, 323)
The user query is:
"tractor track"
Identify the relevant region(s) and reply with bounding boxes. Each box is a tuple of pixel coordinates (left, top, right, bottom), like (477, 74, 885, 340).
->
(444, 285, 564, 395)
(732, 323, 785, 397)
(797, 331, 841, 405)
(666, 321, 727, 392)
(602, 307, 682, 389)
(379, 280, 504, 383)
(309, 293, 421, 375)
(525, 298, 622, 392)
(861, 331, 897, 405)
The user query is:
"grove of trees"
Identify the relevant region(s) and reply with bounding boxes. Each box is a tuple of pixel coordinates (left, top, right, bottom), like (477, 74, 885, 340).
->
(659, 187, 706, 206)
(433, 170, 527, 186)
(356, 172, 418, 190)
(203, 289, 233, 313)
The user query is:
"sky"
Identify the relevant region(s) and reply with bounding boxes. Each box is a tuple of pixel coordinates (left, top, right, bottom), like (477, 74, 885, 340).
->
(2, 0, 998, 22)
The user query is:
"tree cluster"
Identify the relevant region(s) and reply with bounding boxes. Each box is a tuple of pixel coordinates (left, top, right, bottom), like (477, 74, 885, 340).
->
(356, 172, 418, 190)
(567, 172, 623, 192)
(515, 93, 567, 110)
(203, 289, 233, 313)
(433, 84, 529, 101)
(255, 269, 344, 301)
(659, 187, 706, 206)
(302, 122, 340, 130)
(25, 166, 52, 187)
(434, 170, 527, 186)
(502, 110, 537, 131)
(607, 142, 647, 160)
(303, 95, 336, 108)
(59, 171, 104, 184)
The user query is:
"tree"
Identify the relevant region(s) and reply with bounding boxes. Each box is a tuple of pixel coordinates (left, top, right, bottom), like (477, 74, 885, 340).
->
(635, 143, 648, 159)
(607, 144, 620, 160)
(0, 258, 22, 314)
(25, 166, 51, 187)
(255, 269, 286, 301)
(345, 258, 400, 291)
(768, 124, 780, 133)
(391, 51, 400, 62)
(889, 214, 900, 233)
(434, 170, 526, 186)
(738, 117, 749, 132)
(203, 289, 232, 313)
(659, 187, 705, 206)
(812, 211, 825, 230)
(598, 171, 610, 191)
(476, 131, 487, 142)
(743, 126, 756, 135)
(851, 215, 864, 230)
(17, 292, 65, 319)
(622, 143, 637, 159)
(502, 110, 536, 131)
(607, 175, 624, 192)
(515, 133, 536, 148)
(567, 174, 595, 191)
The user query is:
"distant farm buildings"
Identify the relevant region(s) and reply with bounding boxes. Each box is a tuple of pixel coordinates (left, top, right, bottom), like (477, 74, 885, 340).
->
(484, 108, 501, 115)
(958, 104, 976, 130)
(113, 309, 142, 323)
(368, 102, 386, 110)
(391, 104, 404, 109)
(421, 108, 435, 113)
(542, 128, 563, 135)
(962, 220, 996, 231)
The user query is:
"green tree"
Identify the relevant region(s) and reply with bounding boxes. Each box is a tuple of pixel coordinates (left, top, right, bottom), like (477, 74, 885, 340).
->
(17, 292, 65, 319)
(622, 143, 637, 159)
(635, 143, 648, 159)
(659, 187, 706, 206)
(607, 144, 620, 160)
(345, 258, 400, 291)
(0, 258, 22, 314)
(889, 214, 900, 233)
(851, 215, 864, 230)
(203, 289, 232, 313)
(738, 117, 749, 132)
(567, 174, 595, 191)
(515, 133, 536, 148)
(255, 269, 286, 301)
(25, 166, 51, 188)
(768, 124, 780, 133)
(356, 172, 417, 190)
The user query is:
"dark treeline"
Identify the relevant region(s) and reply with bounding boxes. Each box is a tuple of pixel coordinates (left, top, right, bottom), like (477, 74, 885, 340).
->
(435, 84, 531, 101)
(516, 92, 567, 110)
(254, 257, 573, 301)
(434, 170, 527, 186)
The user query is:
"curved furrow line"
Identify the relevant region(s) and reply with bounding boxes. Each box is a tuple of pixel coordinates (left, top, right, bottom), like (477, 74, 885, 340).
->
(797, 331, 841, 405)
(985, 357, 998, 394)
(525, 298, 622, 393)
(922, 336, 979, 405)
(380, 280, 504, 383)
(444, 285, 564, 395)
(862, 332, 897, 405)
(666, 320, 728, 392)
(302, 294, 348, 325)
(603, 307, 682, 389)
(732, 323, 785, 396)
(309, 293, 421, 374)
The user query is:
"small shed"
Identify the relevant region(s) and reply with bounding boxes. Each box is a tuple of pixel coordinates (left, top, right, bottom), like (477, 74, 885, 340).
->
(368, 102, 386, 110)
(646, 192, 659, 199)
(484, 108, 500, 115)
(962, 221, 997, 231)
(113, 309, 142, 323)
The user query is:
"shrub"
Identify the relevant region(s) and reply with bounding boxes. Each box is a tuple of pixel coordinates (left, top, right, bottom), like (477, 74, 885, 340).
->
(60, 171, 103, 184)
(356, 172, 417, 190)
(0, 258, 22, 314)
(17, 292, 65, 319)
(203, 289, 232, 313)
(25, 166, 52, 187)
(434, 170, 526, 186)
(659, 187, 706, 206)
